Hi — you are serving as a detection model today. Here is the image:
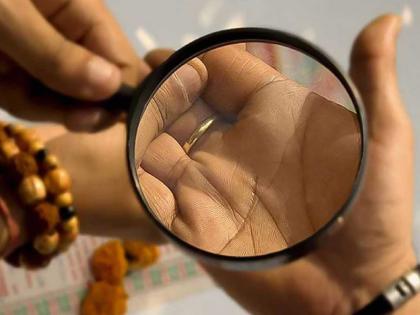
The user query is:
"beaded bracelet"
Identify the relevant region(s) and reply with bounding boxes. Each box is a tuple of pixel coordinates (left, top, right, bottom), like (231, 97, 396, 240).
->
(0, 122, 79, 269)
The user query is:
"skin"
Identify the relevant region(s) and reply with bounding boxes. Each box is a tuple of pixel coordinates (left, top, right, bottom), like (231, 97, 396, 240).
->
(35, 14, 419, 314)
(0, 0, 159, 246)
(203, 15, 420, 315)
(0, 0, 150, 130)
(138, 45, 361, 256)
(0, 3, 417, 314)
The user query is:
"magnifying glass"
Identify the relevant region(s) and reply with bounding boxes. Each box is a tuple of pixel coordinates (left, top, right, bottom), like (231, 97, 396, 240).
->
(107, 28, 367, 270)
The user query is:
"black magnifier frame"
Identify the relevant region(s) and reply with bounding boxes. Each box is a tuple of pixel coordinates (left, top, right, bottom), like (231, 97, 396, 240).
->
(125, 27, 368, 271)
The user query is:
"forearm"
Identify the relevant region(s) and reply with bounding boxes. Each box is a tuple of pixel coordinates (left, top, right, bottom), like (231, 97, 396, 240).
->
(203, 259, 348, 315)
(39, 123, 164, 243)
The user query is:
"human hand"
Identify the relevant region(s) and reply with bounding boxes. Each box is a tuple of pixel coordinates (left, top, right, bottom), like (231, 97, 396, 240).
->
(204, 14, 419, 315)
(0, 0, 157, 249)
(0, 0, 150, 130)
(25, 55, 208, 244)
(138, 45, 360, 255)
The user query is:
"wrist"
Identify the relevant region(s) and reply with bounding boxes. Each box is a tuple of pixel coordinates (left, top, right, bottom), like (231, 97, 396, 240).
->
(349, 247, 418, 313)
(40, 124, 165, 243)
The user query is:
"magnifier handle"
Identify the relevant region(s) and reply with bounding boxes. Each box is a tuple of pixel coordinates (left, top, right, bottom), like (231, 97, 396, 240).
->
(30, 79, 136, 112)
(102, 83, 136, 112)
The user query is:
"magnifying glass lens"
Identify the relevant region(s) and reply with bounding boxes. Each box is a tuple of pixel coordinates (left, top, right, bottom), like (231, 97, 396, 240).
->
(134, 42, 361, 257)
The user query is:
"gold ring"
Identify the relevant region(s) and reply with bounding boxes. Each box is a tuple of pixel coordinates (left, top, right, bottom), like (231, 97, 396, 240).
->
(183, 115, 217, 153)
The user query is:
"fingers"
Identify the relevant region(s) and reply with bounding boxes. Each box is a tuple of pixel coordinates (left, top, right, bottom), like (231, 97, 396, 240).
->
(145, 46, 287, 117)
(33, 0, 151, 85)
(135, 59, 208, 159)
(0, 68, 117, 131)
(201, 45, 286, 115)
(0, 0, 121, 100)
(145, 48, 174, 69)
(350, 14, 408, 137)
(141, 132, 190, 191)
(144, 48, 216, 145)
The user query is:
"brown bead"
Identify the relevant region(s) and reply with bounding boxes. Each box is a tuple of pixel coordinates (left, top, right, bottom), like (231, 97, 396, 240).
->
(7, 124, 25, 136)
(0, 129, 8, 142)
(57, 229, 78, 252)
(33, 231, 59, 255)
(12, 152, 38, 176)
(15, 129, 38, 151)
(44, 168, 71, 195)
(20, 245, 53, 270)
(54, 192, 73, 207)
(43, 154, 59, 170)
(19, 175, 47, 205)
(60, 216, 79, 234)
(27, 202, 59, 236)
(0, 139, 19, 160)
(57, 221, 79, 252)
(28, 140, 45, 155)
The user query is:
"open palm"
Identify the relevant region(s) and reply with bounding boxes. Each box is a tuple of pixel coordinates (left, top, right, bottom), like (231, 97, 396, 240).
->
(139, 45, 360, 256)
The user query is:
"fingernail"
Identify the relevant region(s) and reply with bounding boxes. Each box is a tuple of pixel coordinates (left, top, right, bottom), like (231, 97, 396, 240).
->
(85, 57, 121, 99)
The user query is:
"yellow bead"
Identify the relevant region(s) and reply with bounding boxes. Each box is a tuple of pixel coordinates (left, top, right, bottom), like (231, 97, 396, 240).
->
(61, 216, 79, 234)
(44, 168, 71, 195)
(63, 230, 78, 242)
(7, 124, 25, 135)
(58, 229, 78, 253)
(33, 232, 59, 255)
(54, 192, 73, 207)
(0, 139, 19, 159)
(28, 140, 45, 155)
(19, 175, 47, 205)
(43, 154, 59, 170)
(15, 129, 38, 150)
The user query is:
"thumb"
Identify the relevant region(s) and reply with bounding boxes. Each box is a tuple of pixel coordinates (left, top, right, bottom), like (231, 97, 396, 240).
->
(0, 1, 121, 101)
(350, 14, 408, 137)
